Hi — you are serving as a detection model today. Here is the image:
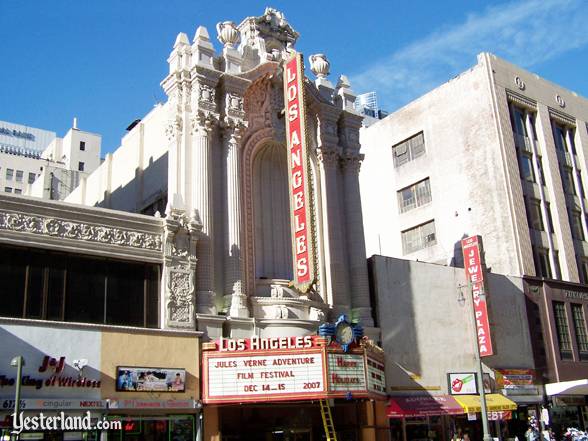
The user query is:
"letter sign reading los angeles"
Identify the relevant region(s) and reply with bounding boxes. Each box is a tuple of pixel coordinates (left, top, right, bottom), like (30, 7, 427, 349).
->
(284, 52, 315, 292)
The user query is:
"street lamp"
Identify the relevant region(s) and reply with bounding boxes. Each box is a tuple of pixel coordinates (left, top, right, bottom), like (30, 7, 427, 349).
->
(10, 356, 25, 438)
(457, 285, 493, 441)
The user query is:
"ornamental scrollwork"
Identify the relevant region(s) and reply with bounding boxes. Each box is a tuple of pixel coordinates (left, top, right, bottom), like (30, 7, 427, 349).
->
(168, 271, 194, 323)
(0, 211, 162, 251)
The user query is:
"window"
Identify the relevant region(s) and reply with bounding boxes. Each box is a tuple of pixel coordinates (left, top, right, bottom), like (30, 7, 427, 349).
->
(6, 168, 13, 180)
(546, 202, 555, 233)
(397, 178, 432, 213)
(28, 172, 36, 184)
(15, 170, 23, 182)
(533, 247, 552, 278)
(78, 161, 85, 172)
(553, 301, 573, 360)
(0, 245, 159, 328)
(80, 141, 86, 151)
(569, 208, 585, 241)
(572, 304, 588, 361)
(401, 220, 437, 254)
(14, 189, 22, 195)
(561, 166, 576, 195)
(392, 132, 426, 167)
(525, 198, 544, 231)
(511, 107, 528, 136)
(578, 257, 588, 284)
(518, 154, 535, 182)
(4, 187, 12, 193)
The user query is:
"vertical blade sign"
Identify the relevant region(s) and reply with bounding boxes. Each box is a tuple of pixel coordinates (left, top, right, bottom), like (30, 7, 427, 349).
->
(284, 52, 315, 292)
(461, 235, 494, 357)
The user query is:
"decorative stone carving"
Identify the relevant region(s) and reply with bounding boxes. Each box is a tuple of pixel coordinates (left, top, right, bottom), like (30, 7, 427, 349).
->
(191, 111, 215, 135)
(309, 307, 325, 322)
(273, 305, 289, 319)
(0, 211, 163, 251)
(168, 271, 193, 323)
(555, 94, 566, 108)
(197, 83, 216, 112)
(165, 116, 183, 142)
(225, 93, 245, 120)
(163, 208, 201, 328)
(216, 21, 240, 48)
(270, 284, 284, 298)
(341, 152, 363, 173)
(309, 54, 330, 79)
(514, 76, 525, 91)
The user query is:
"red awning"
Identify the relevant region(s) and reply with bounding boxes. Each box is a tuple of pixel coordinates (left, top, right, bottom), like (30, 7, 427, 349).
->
(387, 395, 465, 418)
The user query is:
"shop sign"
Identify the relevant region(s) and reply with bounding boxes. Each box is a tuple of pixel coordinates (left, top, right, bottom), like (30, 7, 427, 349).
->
(107, 399, 196, 409)
(327, 353, 366, 392)
(0, 353, 100, 392)
(116, 367, 185, 392)
(284, 51, 315, 293)
(1, 398, 106, 410)
(366, 357, 386, 396)
(488, 411, 512, 420)
(461, 235, 494, 357)
(218, 335, 315, 352)
(564, 290, 588, 301)
(495, 369, 536, 393)
(448, 373, 478, 395)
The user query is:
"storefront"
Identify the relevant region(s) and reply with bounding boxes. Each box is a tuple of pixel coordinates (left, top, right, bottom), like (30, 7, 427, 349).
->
(0, 321, 201, 441)
(386, 394, 518, 441)
(201, 335, 388, 441)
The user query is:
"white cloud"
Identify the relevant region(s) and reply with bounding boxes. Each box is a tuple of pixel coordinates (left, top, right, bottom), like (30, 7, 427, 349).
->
(351, 0, 588, 111)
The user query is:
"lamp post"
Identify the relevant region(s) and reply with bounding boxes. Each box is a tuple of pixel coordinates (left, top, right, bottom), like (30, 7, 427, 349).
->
(10, 356, 24, 439)
(458, 286, 493, 441)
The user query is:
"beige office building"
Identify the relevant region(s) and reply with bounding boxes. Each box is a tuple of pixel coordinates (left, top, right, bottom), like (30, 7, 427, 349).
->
(360, 53, 588, 282)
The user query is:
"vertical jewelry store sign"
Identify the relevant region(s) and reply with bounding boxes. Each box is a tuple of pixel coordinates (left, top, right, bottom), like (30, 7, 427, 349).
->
(461, 235, 494, 357)
(284, 51, 315, 292)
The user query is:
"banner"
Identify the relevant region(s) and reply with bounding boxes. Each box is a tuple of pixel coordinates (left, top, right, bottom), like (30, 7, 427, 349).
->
(116, 367, 185, 392)
(284, 51, 315, 292)
(462, 236, 494, 357)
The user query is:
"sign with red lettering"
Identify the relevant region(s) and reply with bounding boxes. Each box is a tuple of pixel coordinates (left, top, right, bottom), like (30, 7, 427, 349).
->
(202, 337, 387, 403)
(284, 51, 315, 292)
(203, 349, 326, 404)
(461, 236, 494, 357)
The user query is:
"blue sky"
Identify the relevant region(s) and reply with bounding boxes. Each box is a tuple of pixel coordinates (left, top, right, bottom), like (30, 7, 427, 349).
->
(1, 0, 587, 154)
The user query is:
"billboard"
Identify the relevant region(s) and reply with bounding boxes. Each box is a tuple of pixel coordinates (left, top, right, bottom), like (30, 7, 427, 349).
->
(461, 235, 494, 357)
(116, 367, 186, 393)
(284, 51, 315, 292)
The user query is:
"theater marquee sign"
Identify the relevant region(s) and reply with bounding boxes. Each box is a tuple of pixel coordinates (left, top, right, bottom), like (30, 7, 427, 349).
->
(202, 336, 386, 404)
(284, 51, 315, 292)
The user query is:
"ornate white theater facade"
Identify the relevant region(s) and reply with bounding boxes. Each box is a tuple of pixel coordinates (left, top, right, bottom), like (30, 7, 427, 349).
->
(66, 8, 375, 340)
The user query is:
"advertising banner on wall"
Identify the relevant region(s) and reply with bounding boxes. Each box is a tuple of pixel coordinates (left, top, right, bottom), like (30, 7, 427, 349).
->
(461, 235, 494, 357)
(116, 367, 186, 392)
(284, 51, 315, 293)
(202, 336, 386, 404)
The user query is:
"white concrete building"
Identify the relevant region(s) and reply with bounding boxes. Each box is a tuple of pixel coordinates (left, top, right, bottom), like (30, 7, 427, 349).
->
(360, 53, 588, 282)
(66, 8, 375, 340)
(0, 119, 102, 200)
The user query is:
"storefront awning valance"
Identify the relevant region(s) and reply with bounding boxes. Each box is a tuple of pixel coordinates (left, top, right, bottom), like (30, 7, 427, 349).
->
(454, 394, 517, 413)
(545, 379, 588, 396)
(387, 395, 464, 418)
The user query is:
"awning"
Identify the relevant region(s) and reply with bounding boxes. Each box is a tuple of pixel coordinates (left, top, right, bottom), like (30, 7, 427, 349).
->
(387, 395, 464, 418)
(454, 394, 517, 413)
(545, 379, 588, 396)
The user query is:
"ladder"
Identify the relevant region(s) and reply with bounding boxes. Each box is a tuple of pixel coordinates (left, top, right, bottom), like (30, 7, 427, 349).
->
(319, 399, 338, 441)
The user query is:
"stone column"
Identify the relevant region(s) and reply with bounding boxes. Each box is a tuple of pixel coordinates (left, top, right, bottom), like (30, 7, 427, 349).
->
(342, 152, 374, 326)
(317, 146, 351, 316)
(223, 123, 249, 317)
(191, 112, 216, 314)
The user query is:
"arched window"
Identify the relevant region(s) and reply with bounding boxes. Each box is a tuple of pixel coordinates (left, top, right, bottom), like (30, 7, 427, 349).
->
(253, 142, 292, 280)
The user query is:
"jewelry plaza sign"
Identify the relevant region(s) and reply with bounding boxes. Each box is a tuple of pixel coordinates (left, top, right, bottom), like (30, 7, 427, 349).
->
(284, 51, 315, 292)
(202, 336, 386, 404)
(461, 235, 494, 357)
